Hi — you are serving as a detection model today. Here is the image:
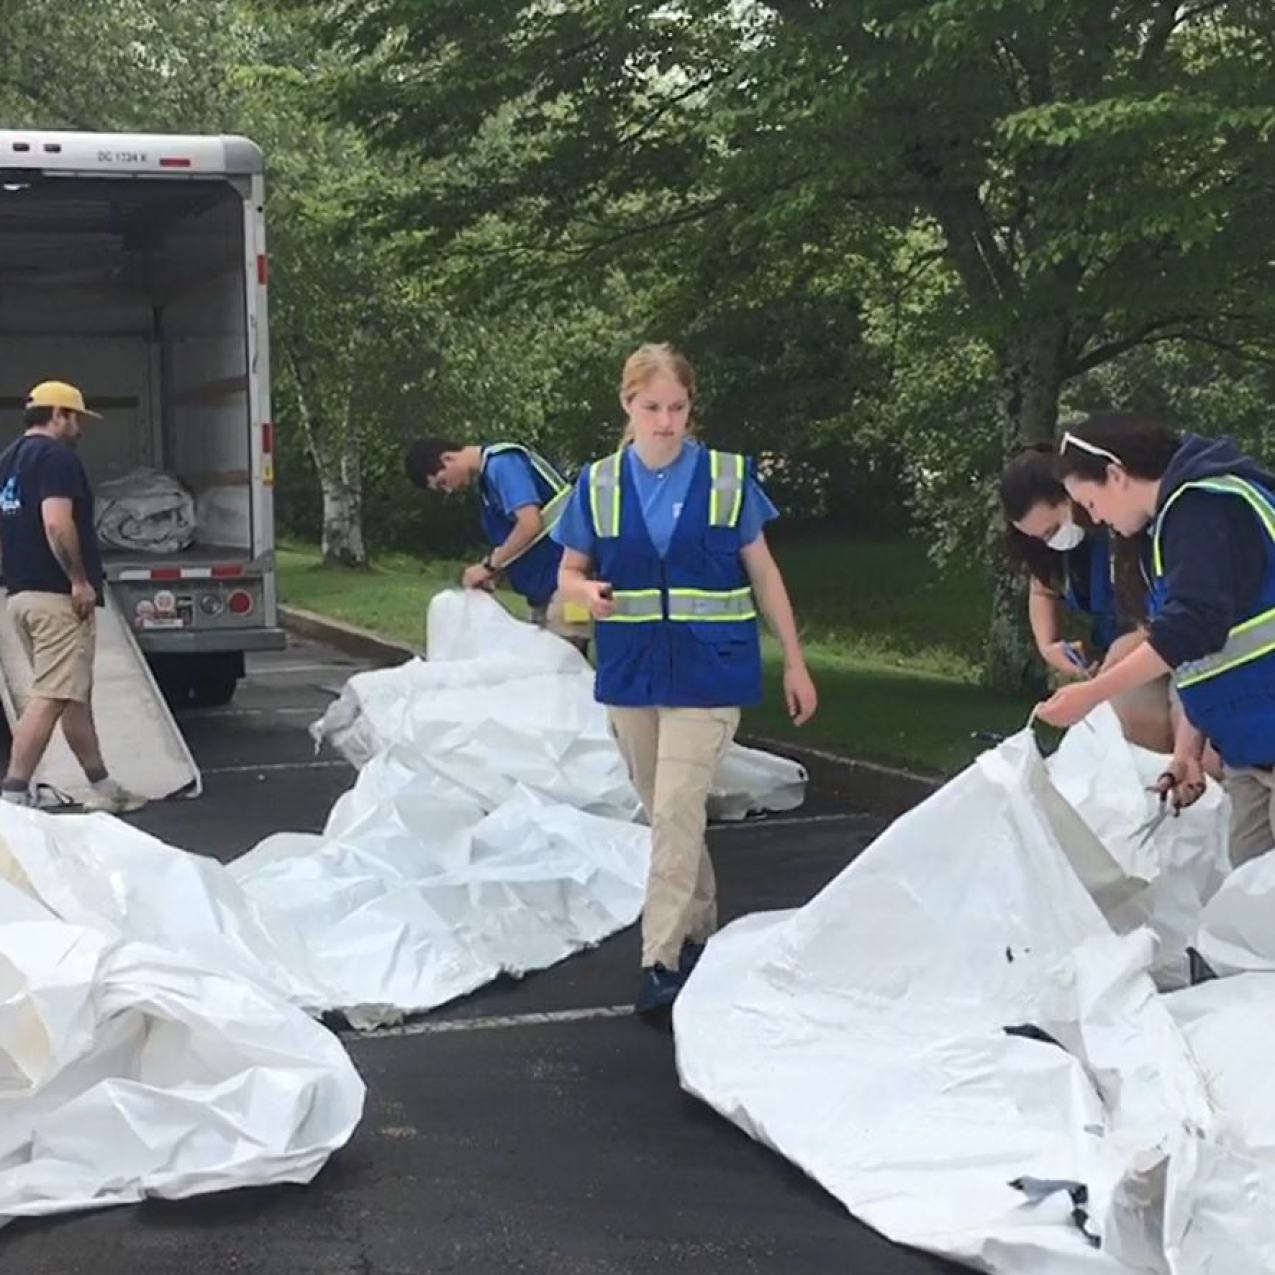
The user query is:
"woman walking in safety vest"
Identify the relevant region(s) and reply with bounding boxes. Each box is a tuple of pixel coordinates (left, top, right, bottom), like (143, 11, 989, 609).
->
(1000, 444, 1172, 753)
(554, 343, 818, 1018)
(1036, 411, 1275, 867)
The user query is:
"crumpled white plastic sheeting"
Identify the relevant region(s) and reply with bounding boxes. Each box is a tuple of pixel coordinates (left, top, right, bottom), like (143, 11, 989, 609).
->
(311, 588, 809, 824)
(234, 590, 806, 1030)
(0, 805, 366, 1226)
(1194, 852, 1275, 977)
(1046, 708, 1229, 988)
(0, 585, 807, 1221)
(675, 722, 1275, 1273)
(1159, 974, 1275, 1275)
(234, 773, 649, 1030)
(95, 468, 195, 554)
(195, 486, 251, 550)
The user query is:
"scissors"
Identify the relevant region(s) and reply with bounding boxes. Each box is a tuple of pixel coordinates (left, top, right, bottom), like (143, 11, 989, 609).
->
(1133, 801, 1174, 847)
(1132, 773, 1184, 846)
(1059, 641, 1090, 672)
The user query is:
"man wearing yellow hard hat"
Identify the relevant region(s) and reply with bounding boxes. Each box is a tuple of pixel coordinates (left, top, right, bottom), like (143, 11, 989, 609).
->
(0, 381, 145, 811)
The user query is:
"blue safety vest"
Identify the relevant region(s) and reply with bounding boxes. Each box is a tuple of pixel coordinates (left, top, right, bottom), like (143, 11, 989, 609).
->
(1061, 533, 1121, 654)
(1151, 474, 1275, 767)
(478, 443, 572, 608)
(586, 446, 762, 708)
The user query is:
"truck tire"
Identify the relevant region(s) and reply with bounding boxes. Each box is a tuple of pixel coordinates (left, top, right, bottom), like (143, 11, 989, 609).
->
(148, 653, 243, 710)
(189, 669, 239, 708)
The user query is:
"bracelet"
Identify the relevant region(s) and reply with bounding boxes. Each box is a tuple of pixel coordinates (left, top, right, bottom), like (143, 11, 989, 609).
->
(482, 553, 498, 572)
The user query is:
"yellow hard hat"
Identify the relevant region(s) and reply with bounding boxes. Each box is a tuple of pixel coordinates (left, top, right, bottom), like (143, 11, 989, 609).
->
(25, 381, 101, 419)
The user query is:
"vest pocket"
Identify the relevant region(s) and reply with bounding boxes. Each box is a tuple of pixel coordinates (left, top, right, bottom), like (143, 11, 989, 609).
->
(687, 622, 754, 657)
(702, 526, 741, 555)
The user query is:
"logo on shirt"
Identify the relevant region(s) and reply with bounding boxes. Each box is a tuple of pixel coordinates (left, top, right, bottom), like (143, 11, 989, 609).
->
(672, 502, 684, 520)
(0, 477, 20, 515)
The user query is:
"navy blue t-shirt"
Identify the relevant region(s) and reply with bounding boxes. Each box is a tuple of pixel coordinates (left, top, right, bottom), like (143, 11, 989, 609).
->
(0, 434, 103, 598)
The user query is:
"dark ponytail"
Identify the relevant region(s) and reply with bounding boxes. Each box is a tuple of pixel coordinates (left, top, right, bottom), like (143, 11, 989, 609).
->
(1056, 411, 1181, 484)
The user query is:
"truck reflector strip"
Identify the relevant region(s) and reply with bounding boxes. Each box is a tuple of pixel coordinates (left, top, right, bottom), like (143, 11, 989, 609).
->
(118, 566, 245, 582)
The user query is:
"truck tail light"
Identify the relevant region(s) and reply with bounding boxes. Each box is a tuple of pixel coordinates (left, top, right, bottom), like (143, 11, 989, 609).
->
(227, 590, 254, 616)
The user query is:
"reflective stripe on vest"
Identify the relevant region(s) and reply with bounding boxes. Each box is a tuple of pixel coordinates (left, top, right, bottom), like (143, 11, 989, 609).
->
(668, 587, 756, 621)
(607, 586, 758, 624)
(1152, 475, 1275, 688)
(482, 443, 572, 569)
(589, 447, 747, 539)
(590, 451, 624, 539)
(608, 589, 663, 622)
(484, 441, 569, 497)
(708, 450, 745, 528)
(589, 447, 756, 625)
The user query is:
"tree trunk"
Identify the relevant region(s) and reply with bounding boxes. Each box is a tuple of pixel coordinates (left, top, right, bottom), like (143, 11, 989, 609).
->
(286, 337, 368, 568)
(321, 411, 365, 567)
(983, 314, 1068, 693)
(320, 473, 365, 567)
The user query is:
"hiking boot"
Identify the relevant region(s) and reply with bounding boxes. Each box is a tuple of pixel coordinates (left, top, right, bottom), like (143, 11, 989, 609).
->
(679, 939, 706, 975)
(635, 963, 686, 1020)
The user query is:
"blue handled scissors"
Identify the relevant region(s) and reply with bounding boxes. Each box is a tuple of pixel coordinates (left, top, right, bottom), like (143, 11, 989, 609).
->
(1059, 641, 1090, 672)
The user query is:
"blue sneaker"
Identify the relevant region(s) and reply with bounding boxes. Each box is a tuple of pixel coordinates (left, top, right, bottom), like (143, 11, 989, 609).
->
(679, 940, 705, 975)
(634, 964, 685, 1018)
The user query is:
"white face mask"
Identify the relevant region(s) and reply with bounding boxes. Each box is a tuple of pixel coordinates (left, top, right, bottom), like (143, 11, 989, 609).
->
(1045, 519, 1086, 553)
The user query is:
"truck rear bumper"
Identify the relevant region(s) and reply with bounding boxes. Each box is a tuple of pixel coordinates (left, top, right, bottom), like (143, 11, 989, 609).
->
(136, 627, 288, 655)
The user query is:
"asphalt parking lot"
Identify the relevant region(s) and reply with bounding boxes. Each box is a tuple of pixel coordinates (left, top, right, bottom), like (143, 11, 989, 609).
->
(1, 636, 962, 1275)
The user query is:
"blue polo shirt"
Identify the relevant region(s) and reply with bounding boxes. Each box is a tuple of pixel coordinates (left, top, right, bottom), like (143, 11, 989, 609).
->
(481, 447, 546, 517)
(553, 441, 777, 558)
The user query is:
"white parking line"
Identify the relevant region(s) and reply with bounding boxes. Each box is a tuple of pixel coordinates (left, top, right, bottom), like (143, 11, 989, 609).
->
(712, 811, 871, 833)
(202, 760, 350, 776)
(346, 1004, 633, 1039)
(248, 661, 364, 676)
(183, 706, 321, 718)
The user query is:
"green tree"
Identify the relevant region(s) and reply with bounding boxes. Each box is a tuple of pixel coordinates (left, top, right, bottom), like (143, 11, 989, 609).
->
(0, 0, 249, 131)
(234, 60, 443, 566)
(286, 0, 1275, 686)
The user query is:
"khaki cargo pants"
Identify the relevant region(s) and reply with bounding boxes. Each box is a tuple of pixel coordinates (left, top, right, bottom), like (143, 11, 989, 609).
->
(9, 591, 96, 702)
(1225, 764, 1275, 869)
(608, 705, 740, 969)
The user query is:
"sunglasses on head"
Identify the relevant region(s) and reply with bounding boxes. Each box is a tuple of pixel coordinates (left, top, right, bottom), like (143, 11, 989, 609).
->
(1059, 431, 1123, 466)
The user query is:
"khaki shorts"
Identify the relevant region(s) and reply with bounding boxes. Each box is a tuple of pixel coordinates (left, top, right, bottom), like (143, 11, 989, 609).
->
(9, 591, 96, 702)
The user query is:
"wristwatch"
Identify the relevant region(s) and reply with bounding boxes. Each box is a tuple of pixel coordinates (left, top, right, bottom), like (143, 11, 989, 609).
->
(482, 553, 498, 572)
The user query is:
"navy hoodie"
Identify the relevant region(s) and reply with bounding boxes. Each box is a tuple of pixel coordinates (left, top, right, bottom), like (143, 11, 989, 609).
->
(1147, 434, 1275, 669)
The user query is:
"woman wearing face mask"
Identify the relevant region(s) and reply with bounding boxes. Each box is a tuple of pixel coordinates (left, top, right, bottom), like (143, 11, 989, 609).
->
(554, 342, 818, 1019)
(1001, 444, 1128, 680)
(1036, 411, 1275, 867)
(1001, 447, 1173, 752)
